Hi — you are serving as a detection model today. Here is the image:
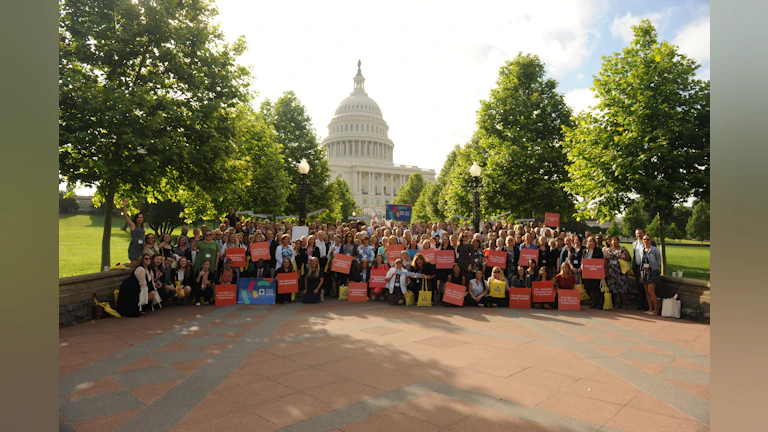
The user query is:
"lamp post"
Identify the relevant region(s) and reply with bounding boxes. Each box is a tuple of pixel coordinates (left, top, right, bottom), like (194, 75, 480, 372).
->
(469, 162, 482, 233)
(298, 158, 310, 226)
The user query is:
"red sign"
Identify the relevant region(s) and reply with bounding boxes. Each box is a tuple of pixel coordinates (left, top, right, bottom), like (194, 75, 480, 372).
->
(486, 250, 507, 268)
(508, 288, 531, 309)
(348, 282, 368, 302)
(370, 267, 388, 288)
(582, 258, 605, 279)
(442, 282, 466, 306)
(558, 289, 581, 311)
(518, 248, 539, 266)
(545, 212, 560, 228)
(276, 272, 299, 294)
(215, 284, 237, 306)
(386, 245, 403, 264)
(227, 248, 246, 267)
(532, 280, 555, 302)
(435, 250, 456, 269)
(421, 248, 436, 264)
(249, 242, 271, 261)
(331, 254, 354, 274)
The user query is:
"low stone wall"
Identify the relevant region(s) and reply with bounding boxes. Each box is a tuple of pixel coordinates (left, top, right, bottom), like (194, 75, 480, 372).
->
(59, 269, 132, 326)
(626, 276, 710, 323)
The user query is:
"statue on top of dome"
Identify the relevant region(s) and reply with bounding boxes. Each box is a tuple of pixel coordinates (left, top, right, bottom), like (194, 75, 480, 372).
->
(357, 59, 362, 75)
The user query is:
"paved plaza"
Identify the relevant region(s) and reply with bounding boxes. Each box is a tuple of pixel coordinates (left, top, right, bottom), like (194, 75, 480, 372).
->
(59, 301, 710, 432)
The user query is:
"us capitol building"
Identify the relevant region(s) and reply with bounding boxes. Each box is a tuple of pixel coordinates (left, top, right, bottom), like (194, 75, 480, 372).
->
(321, 61, 436, 216)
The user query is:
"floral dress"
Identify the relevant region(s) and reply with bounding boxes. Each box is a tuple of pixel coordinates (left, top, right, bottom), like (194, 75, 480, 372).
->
(639, 251, 661, 284)
(605, 248, 629, 293)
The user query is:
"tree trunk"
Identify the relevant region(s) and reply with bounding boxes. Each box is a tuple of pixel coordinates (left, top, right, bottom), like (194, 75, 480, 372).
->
(658, 212, 667, 276)
(100, 180, 117, 271)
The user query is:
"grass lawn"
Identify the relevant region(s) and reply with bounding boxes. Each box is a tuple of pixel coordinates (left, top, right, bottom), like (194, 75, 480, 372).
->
(621, 242, 710, 281)
(58, 214, 186, 278)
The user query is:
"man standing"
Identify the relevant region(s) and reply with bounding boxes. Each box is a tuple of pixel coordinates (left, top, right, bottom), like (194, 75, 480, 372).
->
(225, 207, 239, 227)
(266, 229, 278, 270)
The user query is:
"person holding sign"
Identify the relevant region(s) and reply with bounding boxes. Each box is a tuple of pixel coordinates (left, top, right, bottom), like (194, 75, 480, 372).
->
(370, 255, 389, 301)
(302, 257, 324, 304)
(568, 236, 584, 285)
(385, 259, 409, 305)
(275, 257, 296, 304)
(582, 236, 605, 309)
(435, 234, 455, 296)
(532, 266, 556, 309)
(407, 253, 434, 302)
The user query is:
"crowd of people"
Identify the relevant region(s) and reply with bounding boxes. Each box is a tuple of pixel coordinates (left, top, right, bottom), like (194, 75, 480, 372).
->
(115, 201, 664, 317)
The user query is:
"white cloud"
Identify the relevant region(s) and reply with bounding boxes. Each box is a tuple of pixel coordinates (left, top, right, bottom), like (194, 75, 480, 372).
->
(674, 17, 710, 64)
(564, 88, 598, 114)
(610, 11, 672, 43)
(213, 0, 607, 172)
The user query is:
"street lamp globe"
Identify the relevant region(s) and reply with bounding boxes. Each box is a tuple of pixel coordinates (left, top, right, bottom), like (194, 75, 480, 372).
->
(298, 158, 310, 175)
(469, 162, 481, 178)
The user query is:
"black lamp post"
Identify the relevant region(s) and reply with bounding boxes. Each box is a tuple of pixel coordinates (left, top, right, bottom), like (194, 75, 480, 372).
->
(298, 158, 310, 226)
(469, 162, 482, 233)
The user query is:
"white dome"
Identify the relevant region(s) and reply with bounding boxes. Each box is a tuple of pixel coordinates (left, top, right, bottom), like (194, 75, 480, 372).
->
(334, 94, 383, 117)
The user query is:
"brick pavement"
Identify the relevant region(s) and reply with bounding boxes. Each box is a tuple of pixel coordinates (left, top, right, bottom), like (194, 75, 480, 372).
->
(59, 301, 710, 432)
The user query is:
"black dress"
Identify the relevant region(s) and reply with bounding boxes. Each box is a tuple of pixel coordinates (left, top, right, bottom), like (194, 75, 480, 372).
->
(274, 267, 295, 304)
(116, 267, 150, 318)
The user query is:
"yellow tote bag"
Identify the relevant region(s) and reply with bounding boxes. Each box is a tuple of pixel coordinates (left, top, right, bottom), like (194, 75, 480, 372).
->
(576, 283, 589, 301)
(489, 280, 506, 298)
(338, 285, 349, 301)
(619, 259, 632, 275)
(417, 279, 432, 307)
(405, 290, 416, 306)
(601, 279, 613, 310)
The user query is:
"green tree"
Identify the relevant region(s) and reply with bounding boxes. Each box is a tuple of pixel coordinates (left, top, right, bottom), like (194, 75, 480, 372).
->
(475, 53, 575, 220)
(433, 145, 460, 219)
(59, 191, 79, 213)
(666, 223, 683, 240)
(412, 181, 438, 222)
(646, 215, 660, 240)
(261, 91, 331, 216)
(563, 20, 709, 274)
(59, 0, 252, 268)
(607, 220, 622, 237)
(141, 199, 184, 236)
(328, 177, 357, 220)
(621, 203, 650, 238)
(394, 173, 426, 205)
(686, 201, 710, 241)
(670, 205, 693, 234)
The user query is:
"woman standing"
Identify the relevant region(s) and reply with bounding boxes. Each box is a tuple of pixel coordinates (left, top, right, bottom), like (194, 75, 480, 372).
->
(122, 199, 145, 267)
(116, 253, 155, 317)
(435, 234, 455, 297)
(639, 234, 662, 315)
(537, 236, 552, 279)
(407, 239, 419, 260)
(569, 236, 584, 285)
(358, 236, 375, 264)
(303, 257, 325, 304)
(385, 259, 409, 305)
(605, 237, 631, 308)
(582, 236, 605, 309)
(193, 259, 215, 306)
(275, 257, 296, 304)
(174, 236, 190, 259)
(470, 238, 486, 280)
(274, 234, 295, 272)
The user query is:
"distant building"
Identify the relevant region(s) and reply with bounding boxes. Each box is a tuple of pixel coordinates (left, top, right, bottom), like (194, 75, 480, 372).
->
(321, 61, 436, 216)
(75, 195, 95, 212)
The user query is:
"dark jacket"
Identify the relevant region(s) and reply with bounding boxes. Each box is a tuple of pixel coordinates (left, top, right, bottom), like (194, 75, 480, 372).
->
(296, 246, 321, 274)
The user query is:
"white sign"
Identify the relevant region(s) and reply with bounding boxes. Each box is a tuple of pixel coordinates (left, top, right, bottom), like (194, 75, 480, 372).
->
(291, 226, 309, 242)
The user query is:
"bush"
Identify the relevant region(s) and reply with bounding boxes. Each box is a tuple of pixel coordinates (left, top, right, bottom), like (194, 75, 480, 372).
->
(59, 192, 79, 213)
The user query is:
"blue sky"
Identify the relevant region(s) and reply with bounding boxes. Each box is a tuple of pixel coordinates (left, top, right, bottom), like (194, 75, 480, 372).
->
(64, 1, 709, 196)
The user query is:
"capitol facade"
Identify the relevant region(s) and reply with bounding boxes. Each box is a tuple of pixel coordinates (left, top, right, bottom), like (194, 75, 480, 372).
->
(322, 61, 436, 216)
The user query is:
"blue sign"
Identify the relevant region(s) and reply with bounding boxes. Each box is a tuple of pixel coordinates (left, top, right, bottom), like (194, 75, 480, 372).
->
(236, 277, 276, 305)
(386, 204, 412, 222)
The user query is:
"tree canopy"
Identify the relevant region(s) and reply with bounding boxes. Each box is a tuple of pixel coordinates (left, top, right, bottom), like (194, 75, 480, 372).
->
(394, 172, 426, 205)
(563, 20, 710, 274)
(59, 0, 254, 268)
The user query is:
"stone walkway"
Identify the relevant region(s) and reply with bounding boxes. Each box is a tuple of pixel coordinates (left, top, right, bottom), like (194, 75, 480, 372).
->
(59, 301, 710, 432)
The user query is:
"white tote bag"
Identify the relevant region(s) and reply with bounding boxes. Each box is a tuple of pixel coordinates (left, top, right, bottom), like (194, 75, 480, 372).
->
(661, 294, 681, 318)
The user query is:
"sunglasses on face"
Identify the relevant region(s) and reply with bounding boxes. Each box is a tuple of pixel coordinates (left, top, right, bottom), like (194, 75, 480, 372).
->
(643, 238, 651, 241)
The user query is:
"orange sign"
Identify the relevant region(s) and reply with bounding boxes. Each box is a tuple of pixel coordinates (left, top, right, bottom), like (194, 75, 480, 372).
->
(442, 282, 466, 306)
(518, 248, 539, 266)
(370, 266, 388, 288)
(582, 258, 605, 279)
(435, 250, 456, 269)
(545, 212, 560, 227)
(249, 242, 271, 261)
(558, 289, 581, 311)
(331, 254, 354, 274)
(532, 280, 555, 302)
(276, 272, 299, 293)
(386, 244, 403, 264)
(348, 282, 368, 302)
(215, 284, 237, 306)
(227, 248, 246, 267)
(508, 288, 531, 308)
(421, 248, 436, 264)
(486, 250, 507, 268)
